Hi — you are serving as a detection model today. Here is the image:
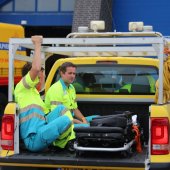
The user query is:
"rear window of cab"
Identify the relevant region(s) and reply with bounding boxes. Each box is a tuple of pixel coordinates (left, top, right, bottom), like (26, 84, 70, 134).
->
(52, 64, 158, 95)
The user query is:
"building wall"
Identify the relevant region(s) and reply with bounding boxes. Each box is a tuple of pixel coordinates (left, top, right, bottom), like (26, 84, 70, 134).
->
(0, 0, 75, 26)
(113, 0, 170, 35)
(0, 0, 170, 36)
(72, 0, 112, 32)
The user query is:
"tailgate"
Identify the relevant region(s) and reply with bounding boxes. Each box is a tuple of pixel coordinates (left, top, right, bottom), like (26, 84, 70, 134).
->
(0, 148, 147, 169)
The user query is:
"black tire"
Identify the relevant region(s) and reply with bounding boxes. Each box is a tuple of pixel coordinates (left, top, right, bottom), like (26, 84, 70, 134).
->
(65, 140, 75, 153)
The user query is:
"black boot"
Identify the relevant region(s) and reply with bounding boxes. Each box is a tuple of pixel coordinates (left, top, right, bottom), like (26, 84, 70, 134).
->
(66, 139, 75, 153)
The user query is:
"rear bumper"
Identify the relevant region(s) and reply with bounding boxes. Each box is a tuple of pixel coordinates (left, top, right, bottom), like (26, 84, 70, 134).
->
(150, 163, 170, 170)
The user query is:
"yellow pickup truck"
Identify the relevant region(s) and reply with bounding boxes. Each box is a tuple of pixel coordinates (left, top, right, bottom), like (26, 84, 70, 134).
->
(0, 21, 169, 170)
(0, 23, 25, 117)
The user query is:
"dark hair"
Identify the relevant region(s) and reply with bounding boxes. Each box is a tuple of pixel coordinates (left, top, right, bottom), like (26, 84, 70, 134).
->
(59, 62, 76, 74)
(22, 62, 45, 77)
(22, 62, 32, 77)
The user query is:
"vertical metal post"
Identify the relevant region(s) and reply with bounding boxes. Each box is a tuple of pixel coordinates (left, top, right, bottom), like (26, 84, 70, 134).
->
(8, 40, 15, 102)
(158, 38, 164, 104)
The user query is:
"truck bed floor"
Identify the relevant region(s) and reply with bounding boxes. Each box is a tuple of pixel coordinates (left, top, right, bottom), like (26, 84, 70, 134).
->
(0, 147, 148, 168)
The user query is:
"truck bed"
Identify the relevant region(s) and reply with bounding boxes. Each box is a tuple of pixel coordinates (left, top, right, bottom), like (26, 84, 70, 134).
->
(0, 147, 148, 168)
(0, 102, 150, 169)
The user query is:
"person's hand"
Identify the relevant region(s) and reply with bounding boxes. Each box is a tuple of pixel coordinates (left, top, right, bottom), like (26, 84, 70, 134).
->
(31, 35, 43, 45)
(81, 117, 88, 124)
(73, 118, 83, 124)
(73, 118, 88, 124)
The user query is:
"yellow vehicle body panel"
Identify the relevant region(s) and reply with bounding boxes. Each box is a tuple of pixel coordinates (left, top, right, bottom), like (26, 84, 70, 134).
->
(0, 103, 16, 157)
(4, 102, 17, 115)
(0, 163, 145, 170)
(150, 103, 170, 163)
(151, 103, 170, 118)
(0, 23, 26, 82)
(151, 154, 170, 163)
(0, 150, 14, 157)
(76, 94, 154, 99)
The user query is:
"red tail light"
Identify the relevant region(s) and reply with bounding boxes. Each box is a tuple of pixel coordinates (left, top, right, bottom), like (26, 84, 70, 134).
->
(151, 118, 169, 155)
(1, 114, 14, 150)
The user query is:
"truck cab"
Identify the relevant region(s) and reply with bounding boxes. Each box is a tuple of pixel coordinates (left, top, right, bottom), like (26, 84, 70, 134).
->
(0, 21, 169, 170)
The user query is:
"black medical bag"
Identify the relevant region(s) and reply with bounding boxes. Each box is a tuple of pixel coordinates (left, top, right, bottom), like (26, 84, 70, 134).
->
(74, 111, 136, 157)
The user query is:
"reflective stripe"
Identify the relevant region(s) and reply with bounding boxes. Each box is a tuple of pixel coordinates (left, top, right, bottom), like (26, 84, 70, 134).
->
(22, 77, 31, 89)
(50, 101, 63, 105)
(19, 112, 45, 125)
(60, 108, 69, 115)
(19, 104, 44, 114)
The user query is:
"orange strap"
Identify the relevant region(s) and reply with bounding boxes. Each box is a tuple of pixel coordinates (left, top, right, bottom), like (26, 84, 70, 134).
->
(132, 125, 142, 153)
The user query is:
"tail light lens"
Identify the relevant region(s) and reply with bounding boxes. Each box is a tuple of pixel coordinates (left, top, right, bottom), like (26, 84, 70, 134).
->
(1, 114, 14, 150)
(151, 118, 169, 155)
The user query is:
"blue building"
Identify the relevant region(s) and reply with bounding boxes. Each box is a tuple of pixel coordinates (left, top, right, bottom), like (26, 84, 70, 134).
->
(0, 0, 169, 36)
(0, 0, 75, 37)
(113, 0, 170, 36)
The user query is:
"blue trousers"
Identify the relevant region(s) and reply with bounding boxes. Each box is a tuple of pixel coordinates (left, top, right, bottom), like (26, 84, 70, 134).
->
(23, 105, 72, 152)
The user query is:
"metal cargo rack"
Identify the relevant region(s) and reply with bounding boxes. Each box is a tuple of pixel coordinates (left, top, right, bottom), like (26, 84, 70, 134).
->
(9, 31, 166, 104)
